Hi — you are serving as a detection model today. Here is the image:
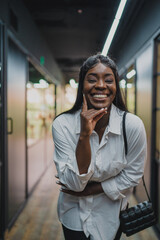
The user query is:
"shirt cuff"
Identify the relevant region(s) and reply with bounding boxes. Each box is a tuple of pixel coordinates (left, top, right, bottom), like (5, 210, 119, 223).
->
(101, 177, 125, 200)
(67, 155, 94, 184)
(77, 161, 94, 183)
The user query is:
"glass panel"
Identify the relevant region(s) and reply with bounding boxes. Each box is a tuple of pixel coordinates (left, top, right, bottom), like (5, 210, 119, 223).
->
(157, 42, 160, 72)
(64, 83, 77, 111)
(119, 77, 126, 103)
(156, 110, 160, 162)
(44, 84, 55, 137)
(56, 83, 78, 115)
(157, 75, 160, 108)
(126, 66, 136, 114)
(27, 63, 55, 146)
(27, 87, 45, 145)
(127, 80, 135, 113)
(56, 85, 63, 115)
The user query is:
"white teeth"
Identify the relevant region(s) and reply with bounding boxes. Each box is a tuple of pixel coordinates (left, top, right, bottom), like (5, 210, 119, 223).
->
(93, 95, 107, 98)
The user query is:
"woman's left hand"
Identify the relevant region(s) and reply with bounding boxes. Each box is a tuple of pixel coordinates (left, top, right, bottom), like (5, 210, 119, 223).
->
(56, 181, 103, 196)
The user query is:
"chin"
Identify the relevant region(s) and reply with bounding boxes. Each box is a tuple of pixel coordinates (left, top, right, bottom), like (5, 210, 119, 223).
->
(91, 102, 111, 109)
(91, 105, 108, 110)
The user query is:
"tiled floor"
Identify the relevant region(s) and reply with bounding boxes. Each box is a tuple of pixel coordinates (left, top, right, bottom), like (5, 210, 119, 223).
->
(5, 164, 158, 240)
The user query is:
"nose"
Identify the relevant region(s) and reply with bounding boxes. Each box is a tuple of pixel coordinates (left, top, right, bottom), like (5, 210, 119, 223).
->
(95, 79, 106, 89)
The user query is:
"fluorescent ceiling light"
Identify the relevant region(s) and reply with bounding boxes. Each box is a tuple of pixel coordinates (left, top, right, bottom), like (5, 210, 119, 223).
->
(102, 0, 128, 55)
(126, 69, 136, 79)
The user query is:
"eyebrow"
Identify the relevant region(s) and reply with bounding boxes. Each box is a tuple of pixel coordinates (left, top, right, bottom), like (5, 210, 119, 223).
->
(87, 73, 114, 77)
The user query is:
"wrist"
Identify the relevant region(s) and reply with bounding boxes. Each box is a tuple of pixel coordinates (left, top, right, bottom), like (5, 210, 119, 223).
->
(79, 133, 90, 140)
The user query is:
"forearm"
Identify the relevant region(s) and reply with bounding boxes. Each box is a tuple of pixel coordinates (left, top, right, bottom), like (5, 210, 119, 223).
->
(60, 181, 104, 196)
(76, 135, 91, 174)
(87, 182, 104, 195)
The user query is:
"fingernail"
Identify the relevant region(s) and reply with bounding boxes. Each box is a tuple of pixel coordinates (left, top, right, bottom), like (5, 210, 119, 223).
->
(101, 108, 104, 110)
(105, 107, 107, 110)
(56, 181, 60, 184)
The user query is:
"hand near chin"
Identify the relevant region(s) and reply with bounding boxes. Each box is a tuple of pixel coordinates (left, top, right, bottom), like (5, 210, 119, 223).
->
(80, 94, 107, 137)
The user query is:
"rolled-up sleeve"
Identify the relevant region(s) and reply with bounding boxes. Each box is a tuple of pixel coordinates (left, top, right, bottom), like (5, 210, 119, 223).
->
(52, 119, 94, 192)
(101, 116, 147, 201)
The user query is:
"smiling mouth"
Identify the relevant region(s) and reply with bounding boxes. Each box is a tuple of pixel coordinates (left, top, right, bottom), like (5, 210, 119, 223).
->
(92, 94, 109, 98)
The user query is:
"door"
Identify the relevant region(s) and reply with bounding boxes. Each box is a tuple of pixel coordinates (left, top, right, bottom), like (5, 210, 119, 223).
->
(7, 39, 26, 222)
(152, 35, 160, 233)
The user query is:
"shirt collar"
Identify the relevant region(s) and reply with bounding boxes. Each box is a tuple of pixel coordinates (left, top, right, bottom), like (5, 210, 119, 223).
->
(75, 104, 123, 135)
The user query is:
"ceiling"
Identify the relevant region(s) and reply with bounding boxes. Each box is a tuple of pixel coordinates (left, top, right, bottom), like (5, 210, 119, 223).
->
(22, 0, 143, 84)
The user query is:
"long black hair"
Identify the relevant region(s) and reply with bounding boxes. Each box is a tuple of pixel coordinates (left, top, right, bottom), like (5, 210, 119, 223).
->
(58, 54, 127, 116)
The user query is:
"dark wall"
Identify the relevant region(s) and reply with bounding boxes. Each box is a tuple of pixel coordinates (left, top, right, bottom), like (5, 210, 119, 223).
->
(116, 0, 160, 70)
(0, 0, 64, 84)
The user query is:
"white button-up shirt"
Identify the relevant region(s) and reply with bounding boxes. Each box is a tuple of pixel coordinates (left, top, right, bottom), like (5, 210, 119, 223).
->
(52, 104, 147, 240)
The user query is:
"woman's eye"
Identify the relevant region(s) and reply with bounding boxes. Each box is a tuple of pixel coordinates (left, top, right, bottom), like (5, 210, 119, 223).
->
(105, 79, 113, 83)
(88, 79, 97, 83)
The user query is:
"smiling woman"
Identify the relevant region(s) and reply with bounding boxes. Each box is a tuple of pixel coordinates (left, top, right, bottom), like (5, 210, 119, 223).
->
(52, 54, 147, 240)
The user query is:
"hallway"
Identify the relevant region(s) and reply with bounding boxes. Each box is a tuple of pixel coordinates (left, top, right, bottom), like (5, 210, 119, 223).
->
(5, 164, 64, 240)
(5, 164, 158, 240)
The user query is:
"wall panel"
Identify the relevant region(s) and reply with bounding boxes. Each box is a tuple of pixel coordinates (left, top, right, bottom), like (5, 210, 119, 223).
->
(136, 44, 153, 200)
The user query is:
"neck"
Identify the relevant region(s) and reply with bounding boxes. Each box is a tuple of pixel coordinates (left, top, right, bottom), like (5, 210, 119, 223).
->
(95, 111, 110, 132)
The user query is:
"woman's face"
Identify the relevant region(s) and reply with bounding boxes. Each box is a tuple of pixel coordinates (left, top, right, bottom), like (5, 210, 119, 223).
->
(83, 63, 117, 110)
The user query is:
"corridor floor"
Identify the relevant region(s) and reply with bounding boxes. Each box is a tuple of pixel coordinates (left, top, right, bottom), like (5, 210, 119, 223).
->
(5, 163, 158, 240)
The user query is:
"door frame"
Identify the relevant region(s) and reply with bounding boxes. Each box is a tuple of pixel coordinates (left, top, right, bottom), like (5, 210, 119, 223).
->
(0, 21, 8, 240)
(151, 34, 160, 236)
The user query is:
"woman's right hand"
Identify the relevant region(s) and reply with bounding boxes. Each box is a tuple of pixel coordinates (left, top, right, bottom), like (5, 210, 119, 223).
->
(80, 94, 107, 137)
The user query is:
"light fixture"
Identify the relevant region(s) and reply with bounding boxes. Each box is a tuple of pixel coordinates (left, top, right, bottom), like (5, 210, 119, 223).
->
(34, 79, 49, 89)
(127, 83, 133, 88)
(119, 79, 126, 89)
(27, 82, 32, 88)
(78, 9, 83, 14)
(102, 0, 128, 55)
(126, 69, 136, 79)
(69, 79, 78, 89)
